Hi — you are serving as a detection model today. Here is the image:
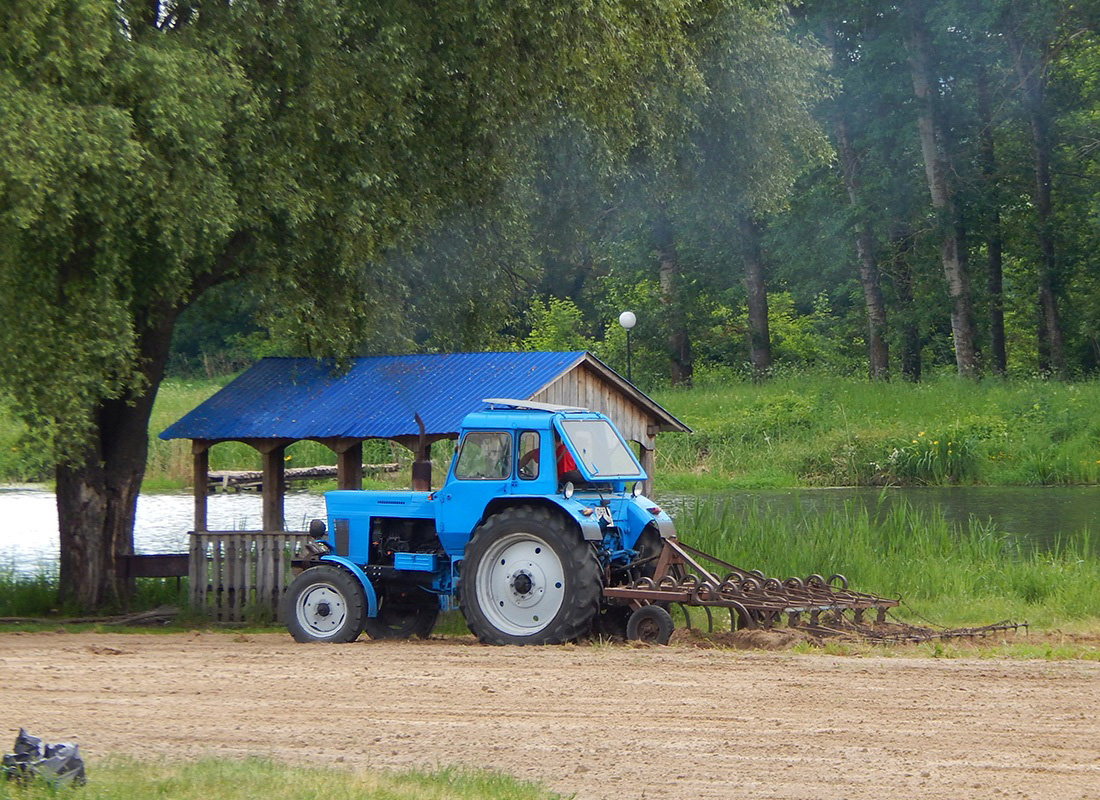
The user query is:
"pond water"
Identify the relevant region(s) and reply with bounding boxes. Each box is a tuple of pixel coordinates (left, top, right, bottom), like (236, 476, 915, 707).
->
(0, 487, 326, 576)
(1, 484, 1097, 576)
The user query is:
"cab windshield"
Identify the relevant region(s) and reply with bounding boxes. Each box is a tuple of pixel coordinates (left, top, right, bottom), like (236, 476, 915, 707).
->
(557, 419, 644, 480)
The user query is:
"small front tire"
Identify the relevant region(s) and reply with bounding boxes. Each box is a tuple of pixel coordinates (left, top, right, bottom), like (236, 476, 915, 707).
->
(283, 565, 366, 643)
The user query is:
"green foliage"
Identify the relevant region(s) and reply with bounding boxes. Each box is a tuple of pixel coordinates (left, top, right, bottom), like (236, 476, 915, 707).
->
(520, 297, 594, 353)
(885, 431, 979, 485)
(653, 373, 1100, 487)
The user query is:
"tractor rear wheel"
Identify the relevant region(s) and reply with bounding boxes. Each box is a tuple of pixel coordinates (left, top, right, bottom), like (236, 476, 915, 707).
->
(283, 565, 366, 643)
(365, 588, 439, 640)
(459, 505, 601, 645)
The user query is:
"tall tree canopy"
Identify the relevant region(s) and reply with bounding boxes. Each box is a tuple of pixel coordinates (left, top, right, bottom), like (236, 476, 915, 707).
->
(0, 0, 705, 608)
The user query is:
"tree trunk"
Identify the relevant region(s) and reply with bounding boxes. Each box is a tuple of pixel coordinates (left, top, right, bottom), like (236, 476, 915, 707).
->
(651, 205, 692, 386)
(904, 7, 981, 378)
(890, 224, 922, 383)
(56, 307, 177, 610)
(1008, 30, 1065, 377)
(824, 19, 889, 381)
(740, 215, 771, 380)
(977, 64, 1008, 377)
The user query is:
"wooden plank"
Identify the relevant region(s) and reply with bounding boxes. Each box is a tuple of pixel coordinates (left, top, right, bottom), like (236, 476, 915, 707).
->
(189, 534, 201, 612)
(123, 554, 188, 578)
(255, 535, 269, 617)
(211, 535, 224, 621)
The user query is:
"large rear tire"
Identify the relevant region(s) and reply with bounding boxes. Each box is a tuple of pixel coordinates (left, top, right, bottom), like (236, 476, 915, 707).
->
(459, 505, 601, 645)
(283, 565, 366, 643)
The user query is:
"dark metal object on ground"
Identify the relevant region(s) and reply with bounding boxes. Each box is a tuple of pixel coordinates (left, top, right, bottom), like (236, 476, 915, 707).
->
(2, 729, 86, 787)
(606, 538, 900, 634)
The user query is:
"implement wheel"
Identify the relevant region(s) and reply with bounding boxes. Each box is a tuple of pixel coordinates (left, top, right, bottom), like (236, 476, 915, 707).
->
(283, 565, 366, 643)
(365, 588, 439, 640)
(626, 605, 674, 645)
(459, 505, 601, 645)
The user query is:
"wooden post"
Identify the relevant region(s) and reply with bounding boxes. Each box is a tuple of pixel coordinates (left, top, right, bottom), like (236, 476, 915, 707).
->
(336, 441, 363, 490)
(262, 446, 286, 531)
(639, 440, 656, 498)
(193, 441, 209, 532)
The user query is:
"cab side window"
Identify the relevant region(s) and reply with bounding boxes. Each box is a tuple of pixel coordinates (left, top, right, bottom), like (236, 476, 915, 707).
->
(517, 431, 540, 480)
(454, 432, 512, 480)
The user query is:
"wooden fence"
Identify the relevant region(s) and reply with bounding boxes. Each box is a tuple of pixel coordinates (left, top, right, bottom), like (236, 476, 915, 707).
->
(189, 531, 312, 623)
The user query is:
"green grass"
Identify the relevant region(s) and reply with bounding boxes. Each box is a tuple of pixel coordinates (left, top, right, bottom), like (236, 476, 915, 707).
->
(676, 495, 1100, 630)
(5, 371, 1100, 489)
(0, 757, 562, 800)
(0, 569, 189, 619)
(652, 374, 1100, 487)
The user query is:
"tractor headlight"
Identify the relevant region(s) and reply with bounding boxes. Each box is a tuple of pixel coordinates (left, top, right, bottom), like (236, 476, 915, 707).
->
(308, 518, 328, 540)
(632, 482, 643, 498)
(563, 481, 575, 500)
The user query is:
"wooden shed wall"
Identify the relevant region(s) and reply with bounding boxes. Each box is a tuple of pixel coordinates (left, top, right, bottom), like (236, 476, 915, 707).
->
(532, 364, 651, 445)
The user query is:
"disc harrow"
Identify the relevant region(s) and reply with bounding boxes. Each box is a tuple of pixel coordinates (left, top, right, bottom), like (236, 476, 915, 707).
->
(604, 538, 899, 635)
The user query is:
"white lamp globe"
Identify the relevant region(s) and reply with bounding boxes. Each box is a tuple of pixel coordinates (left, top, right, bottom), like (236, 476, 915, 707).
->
(618, 311, 637, 330)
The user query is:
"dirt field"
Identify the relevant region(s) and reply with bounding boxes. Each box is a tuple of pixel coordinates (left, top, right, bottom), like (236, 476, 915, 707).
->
(1, 631, 1098, 799)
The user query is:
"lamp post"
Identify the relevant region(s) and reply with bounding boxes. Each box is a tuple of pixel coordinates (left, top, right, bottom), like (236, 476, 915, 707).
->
(618, 311, 636, 383)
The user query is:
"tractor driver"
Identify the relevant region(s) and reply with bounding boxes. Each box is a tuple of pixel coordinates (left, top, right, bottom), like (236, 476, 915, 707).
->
(518, 432, 584, 486)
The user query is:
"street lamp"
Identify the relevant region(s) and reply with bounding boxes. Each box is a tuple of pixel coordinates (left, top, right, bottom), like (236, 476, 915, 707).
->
(618, 311, 636, 383)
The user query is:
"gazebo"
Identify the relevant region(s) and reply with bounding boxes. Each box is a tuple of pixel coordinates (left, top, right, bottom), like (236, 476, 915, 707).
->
(161, 351, 690, 534)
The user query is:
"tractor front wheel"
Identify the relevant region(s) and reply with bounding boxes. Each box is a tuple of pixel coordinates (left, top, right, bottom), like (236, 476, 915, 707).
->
(459, 505, 601, 645)
(283, 565, 367, 643)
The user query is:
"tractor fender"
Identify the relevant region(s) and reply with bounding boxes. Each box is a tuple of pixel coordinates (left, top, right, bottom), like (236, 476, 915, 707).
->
(627, 496, 676, 539)
(553, 497, 605, 541)
(318, 554, 379, 618)
(482, 496, 603, 541)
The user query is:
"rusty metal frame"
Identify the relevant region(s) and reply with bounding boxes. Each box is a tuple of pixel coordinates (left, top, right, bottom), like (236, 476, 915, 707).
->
(603, 538, 900, 632)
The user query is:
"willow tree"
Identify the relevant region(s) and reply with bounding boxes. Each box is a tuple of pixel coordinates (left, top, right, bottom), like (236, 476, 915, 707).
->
(0, 0, 702, 609)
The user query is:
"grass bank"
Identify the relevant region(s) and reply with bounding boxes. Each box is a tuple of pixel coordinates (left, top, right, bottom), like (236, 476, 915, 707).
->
(652, 374, 1100, 488)
(0, 757, 560, 800)
(677, 496, 1100, 631)
(4, 373, 1100, 490)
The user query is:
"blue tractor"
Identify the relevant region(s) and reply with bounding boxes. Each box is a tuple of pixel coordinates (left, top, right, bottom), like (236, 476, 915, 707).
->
(283, 399, 675, 645)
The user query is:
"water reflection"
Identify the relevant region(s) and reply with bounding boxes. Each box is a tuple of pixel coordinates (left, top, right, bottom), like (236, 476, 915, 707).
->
(0, 487, 326, 576)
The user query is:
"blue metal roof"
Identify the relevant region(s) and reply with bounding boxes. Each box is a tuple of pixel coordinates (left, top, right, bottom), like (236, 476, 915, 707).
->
(160, 352, 591, 441)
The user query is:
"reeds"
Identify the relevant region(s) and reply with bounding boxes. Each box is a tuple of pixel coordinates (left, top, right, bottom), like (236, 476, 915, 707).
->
(676, 495, 1100, 628)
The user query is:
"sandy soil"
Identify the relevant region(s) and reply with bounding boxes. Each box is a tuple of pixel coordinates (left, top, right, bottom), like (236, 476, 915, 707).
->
(1, 631, 1099, 800)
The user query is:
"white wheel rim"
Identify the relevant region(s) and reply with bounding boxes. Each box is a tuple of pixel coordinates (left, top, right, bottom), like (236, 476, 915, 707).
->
(475, 532, 566, 637)
(295, 582, 348, 639)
